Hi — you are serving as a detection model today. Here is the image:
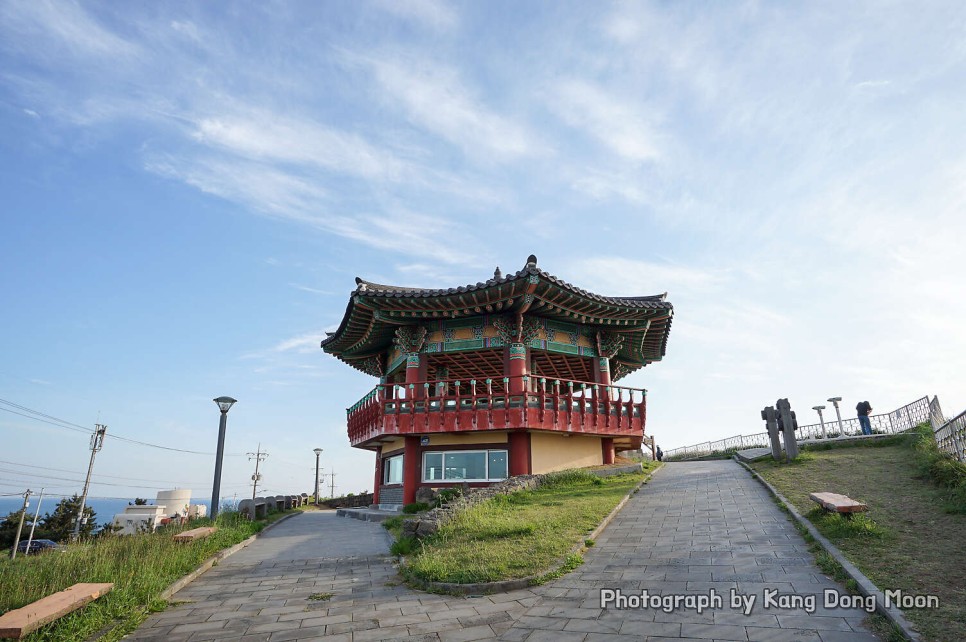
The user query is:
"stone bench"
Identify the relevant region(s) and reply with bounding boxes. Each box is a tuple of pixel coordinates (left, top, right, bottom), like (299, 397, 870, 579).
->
(809, 492, 868, 516)
(0, 583, 113, 639)
(173, 527, 217, 543)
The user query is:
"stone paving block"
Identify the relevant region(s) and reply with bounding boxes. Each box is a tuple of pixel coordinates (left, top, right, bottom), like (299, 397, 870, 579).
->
(775, 615, 853, 631)
(523, 630, 589, 642)
(746, 626, 822, 641)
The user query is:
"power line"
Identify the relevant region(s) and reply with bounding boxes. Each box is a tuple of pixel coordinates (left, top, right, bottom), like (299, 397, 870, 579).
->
(0, 459, 215, 486)
(0, 398, 246, 456)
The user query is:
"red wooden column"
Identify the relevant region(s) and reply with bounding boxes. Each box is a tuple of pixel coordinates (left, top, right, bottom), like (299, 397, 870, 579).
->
(507, 342, 531, 476)
(596, 354, 615, 465)
(601, 437, 615, 465)
(403, 435, 420, 505)
(597, 357, 612, 386)
(405, 353, 422, 395)
(372, 445, 382, 504)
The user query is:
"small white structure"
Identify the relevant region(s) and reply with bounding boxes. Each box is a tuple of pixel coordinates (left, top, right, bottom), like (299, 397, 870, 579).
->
(112, 489, 206, 535)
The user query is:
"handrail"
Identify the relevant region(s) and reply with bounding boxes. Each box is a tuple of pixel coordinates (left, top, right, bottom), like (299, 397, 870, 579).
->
(343, 375, 649, 447)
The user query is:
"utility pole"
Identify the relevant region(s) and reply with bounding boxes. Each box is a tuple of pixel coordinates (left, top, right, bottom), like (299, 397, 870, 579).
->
(328, 471, 337, 499)
(248, 444, 268, 501)
(26, 487, 45, 553)
(10, 489, 31, 560)
(74, 424, 106, 540)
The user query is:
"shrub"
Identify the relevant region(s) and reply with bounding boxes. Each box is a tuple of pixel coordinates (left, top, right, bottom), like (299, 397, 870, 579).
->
(540, 469, 596, 488)
(434, 488, 462, 507)
(402, 502, 430, 514)
(390, 536, 419, 556)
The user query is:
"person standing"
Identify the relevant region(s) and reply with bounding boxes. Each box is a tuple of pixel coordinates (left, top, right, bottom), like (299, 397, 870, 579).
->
(656, 446, 663, 461)
(856, 400, 873, 435)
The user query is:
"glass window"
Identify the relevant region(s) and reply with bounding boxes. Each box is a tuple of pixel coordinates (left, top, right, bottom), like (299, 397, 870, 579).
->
(383, 455, 403, 484)
(444, 452, 486, 480)
(424, 453, 443, 481)
(421, 450, 509, 482)
(488, 451, 508, 480)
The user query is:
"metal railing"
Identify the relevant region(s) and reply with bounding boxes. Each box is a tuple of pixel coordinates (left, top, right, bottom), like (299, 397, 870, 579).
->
(930, 397, 965, 462)
(664, 396, 934, 461)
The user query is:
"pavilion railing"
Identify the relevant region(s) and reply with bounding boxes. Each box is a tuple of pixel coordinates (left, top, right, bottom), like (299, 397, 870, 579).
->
(345, 375, 648, 446)
(664, 396, 936, 461)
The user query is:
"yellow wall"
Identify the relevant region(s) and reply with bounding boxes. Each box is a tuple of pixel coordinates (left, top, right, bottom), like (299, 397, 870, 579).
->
(426, 431, 507, 446)
(530, 432, 603, 473)
(380, 432, 508, 454)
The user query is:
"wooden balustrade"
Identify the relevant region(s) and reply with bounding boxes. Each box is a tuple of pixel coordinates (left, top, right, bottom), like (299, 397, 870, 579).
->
(345, 376, 648, 447)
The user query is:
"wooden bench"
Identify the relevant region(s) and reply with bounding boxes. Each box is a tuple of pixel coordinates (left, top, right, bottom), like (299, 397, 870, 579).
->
(0, 583, 112, 639)
(172, 526, 217, 543)
(809, 492, 868, 516)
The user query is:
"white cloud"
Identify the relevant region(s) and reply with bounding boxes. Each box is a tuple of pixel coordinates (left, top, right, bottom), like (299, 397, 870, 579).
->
(0, 0, 139, 62)
(351, 51, 541, 161)
(190, 111, 406, 182)
(549, 79, 664, 163)
(374, 0, 458, 33)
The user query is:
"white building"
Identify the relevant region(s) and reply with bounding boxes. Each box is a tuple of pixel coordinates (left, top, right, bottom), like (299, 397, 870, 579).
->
(112, 489, 206, 535)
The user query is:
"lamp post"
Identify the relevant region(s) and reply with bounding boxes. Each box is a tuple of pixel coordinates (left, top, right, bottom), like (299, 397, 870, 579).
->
(210, 396, 237, 521)
(313, 448, 323, 505)
(828, 397, 844, 438)
(812, 405, 827, 439)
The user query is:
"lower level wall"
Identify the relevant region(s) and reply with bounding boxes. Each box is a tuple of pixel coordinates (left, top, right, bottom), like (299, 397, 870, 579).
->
(530, 431, 603, 473)
(379, 485, 403, 505)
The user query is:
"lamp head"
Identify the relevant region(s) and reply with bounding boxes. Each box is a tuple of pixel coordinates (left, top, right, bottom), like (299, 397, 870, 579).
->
(812, 405, 826, 411)
(828, 397, 842, 403)
(213, 396, 237, 413)
(313, 448, 323, 456)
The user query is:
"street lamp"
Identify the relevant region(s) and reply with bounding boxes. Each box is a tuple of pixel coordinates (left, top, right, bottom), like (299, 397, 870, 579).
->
(812, 405, 827, 439)
(828, 397, 844, 438)
(313, 448, 323, 506)
(210, 396, 237, 521)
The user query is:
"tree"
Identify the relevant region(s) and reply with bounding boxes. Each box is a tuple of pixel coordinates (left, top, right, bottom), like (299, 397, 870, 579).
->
(129, 498, 148, 505)
(0, 509, 27, 549)
(41, 495, 97, 541)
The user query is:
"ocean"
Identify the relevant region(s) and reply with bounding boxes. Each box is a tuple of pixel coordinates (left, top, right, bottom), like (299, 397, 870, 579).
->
(0, 496, 229, 530)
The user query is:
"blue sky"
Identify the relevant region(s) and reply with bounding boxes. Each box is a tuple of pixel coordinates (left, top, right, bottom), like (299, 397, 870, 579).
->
(2, 1, 964, 501)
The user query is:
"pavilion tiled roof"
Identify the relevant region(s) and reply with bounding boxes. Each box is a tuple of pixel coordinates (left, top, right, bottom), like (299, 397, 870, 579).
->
(322, 256, 673, 380)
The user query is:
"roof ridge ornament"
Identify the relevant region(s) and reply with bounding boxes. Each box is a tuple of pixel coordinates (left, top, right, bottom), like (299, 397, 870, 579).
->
(494, 266, 502, 279)
(526, 254, 537, 268)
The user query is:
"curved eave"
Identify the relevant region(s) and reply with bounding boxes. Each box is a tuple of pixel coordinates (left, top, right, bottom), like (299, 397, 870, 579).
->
(322, 262, 674, 370)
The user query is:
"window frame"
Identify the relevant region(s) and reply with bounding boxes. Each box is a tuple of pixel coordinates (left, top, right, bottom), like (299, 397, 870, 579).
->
(383, 454, 404, 485)
(421, 449, 509, 483)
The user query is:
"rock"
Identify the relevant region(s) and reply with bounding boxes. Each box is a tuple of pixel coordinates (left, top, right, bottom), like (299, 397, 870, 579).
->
(415, 487, 438, 504)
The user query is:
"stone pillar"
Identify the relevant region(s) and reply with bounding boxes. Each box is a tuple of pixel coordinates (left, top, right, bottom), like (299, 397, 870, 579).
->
(776, 398, 799, 460)
(601, 437, 615, 465)
(761, 406, 782, 461)
(508, 431, 531, 476)
(372, 446, 382, 505)
(403, 436, 420, 505)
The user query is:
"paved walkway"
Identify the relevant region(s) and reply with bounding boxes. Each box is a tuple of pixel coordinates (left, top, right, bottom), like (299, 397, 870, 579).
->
(127, 462, 879, 641)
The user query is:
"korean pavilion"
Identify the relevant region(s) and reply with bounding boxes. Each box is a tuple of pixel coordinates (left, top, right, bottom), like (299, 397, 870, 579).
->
(321, 255, 673, 507)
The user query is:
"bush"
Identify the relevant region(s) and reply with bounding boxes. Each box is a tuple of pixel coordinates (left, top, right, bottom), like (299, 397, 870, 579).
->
(390, 535, 419, 556)
(540, 469, 596, 488)
(434, 488, 462, 507)
(402, 502, 430, 514)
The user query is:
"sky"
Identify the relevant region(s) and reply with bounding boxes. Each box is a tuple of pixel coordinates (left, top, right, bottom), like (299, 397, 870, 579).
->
(1, 1, 964, 504)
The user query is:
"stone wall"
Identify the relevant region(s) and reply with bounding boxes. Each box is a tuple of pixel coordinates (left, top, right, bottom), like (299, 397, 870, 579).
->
(401, 463, 642, 539)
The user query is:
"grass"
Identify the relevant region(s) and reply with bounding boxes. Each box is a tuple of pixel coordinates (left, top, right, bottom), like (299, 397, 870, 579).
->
(398, 463, 657, 585)
(750, 431, 966, 642)
(0, 509, 296, 641)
